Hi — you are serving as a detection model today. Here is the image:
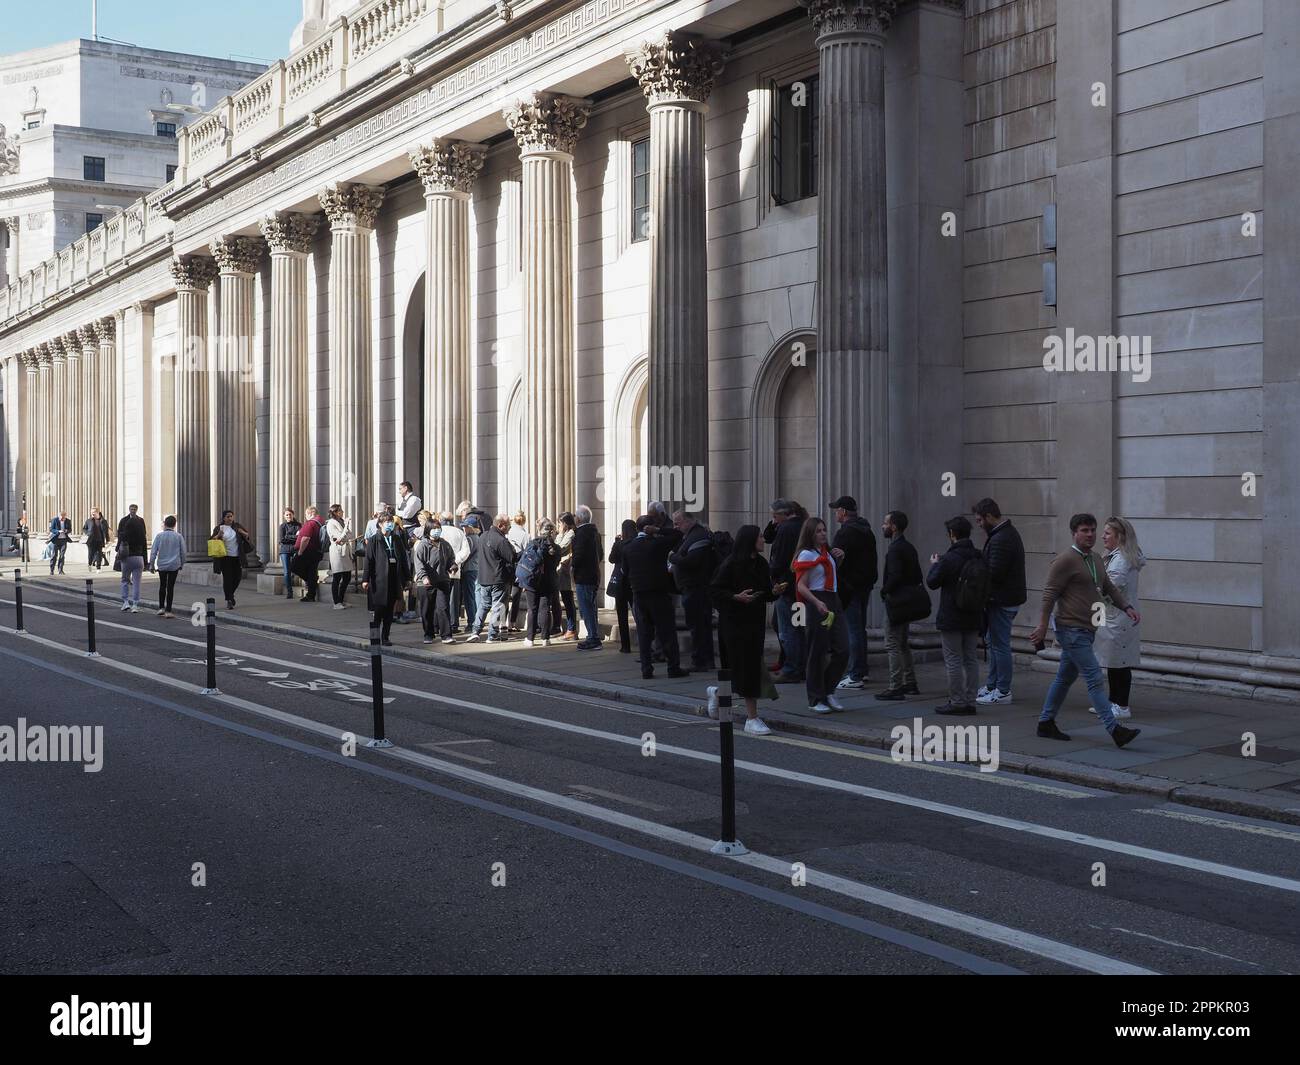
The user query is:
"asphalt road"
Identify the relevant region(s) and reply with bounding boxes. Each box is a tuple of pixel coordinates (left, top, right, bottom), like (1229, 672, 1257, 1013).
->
(2, 580, 1298, 975)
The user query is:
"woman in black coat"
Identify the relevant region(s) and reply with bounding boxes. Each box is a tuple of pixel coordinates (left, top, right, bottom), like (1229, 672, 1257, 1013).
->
(708, 524, 786, 737)
(83, 508, 109, 569)
(523, 519, 562, 645)
(607, 518, 637, 653)
(362, 516, 414, 645)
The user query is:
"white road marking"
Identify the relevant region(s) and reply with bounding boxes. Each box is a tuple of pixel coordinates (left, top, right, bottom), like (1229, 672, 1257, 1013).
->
(568, 785, 668, 812)
(7, 596, 1300, 897)
(417, 742, 496, 765)
(1138, 808, 1300, 843)
(0, 628, 1153, 974)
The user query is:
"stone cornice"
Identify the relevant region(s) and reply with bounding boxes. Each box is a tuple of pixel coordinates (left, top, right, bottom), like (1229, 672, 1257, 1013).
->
(627, 31, 726, 106)
(210, 235, 266, 274)
(318, 183, 385, 229)
(503, 93, 591, 156)
(801, 0, 899, 38)
(409, 141, 487, 195)
(169, 254, 219, 291)
(258, 211, 319, 253)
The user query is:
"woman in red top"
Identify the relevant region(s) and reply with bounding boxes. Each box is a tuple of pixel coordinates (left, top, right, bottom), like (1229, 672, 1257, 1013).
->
(793, 517, 850, 715)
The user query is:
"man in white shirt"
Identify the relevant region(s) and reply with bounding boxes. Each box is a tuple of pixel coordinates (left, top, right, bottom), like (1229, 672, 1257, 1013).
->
(396, 481, 422, 525)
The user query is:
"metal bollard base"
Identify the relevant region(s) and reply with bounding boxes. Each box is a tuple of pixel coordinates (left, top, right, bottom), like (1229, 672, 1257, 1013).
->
(200, 687, 221, 696)
(86, 651, 102, 658)
(710, 838, 748, 856)
(365, 737, 394, 749)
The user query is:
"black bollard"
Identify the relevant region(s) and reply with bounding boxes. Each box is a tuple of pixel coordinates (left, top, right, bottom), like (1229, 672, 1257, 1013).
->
(200, 597, 220, 695)
(14, 569, 24, 633)
(710, 667, 747, 855)
(85, 579, 101, 657)
(366, 621, 393, 748)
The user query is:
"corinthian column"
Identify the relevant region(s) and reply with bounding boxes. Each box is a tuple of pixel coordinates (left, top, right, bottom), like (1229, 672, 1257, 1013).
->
(409, 141, 485, 510)
(503, 93, 590, 526)
(77, 326, 98, 520)
(318, 183, 384, 531)
(49, 336, 68, 519)
(94, 316, 118, 524)
(210, 235, 264, 558)
(628, 32, 725, 517)
(35, 344, 52, 521)
(804, 0, 895, 547)
(20, 351, 38, 522)
(258, 211, 318, 561)
(62, 332, 84, 527)
(171, 254, 219, 560)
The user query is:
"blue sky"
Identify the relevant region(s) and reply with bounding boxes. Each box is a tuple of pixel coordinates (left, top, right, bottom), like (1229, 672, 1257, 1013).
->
(8, 0, 300, 65)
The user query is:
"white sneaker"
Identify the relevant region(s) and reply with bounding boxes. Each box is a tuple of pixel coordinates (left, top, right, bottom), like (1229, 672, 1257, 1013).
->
(522, 637, 534, 647)
(706, 685, 720, 720)
(826, 695, 846, 711)
(1113, 704, 1132, 719)
(744, 717, 772, 736)
(130, 604, 138, 613)
(976, 689, 1012, 705)
(156, 609, 166, 617)
(542, 638, 551, 647)
(976, 685, 993, 699)
(119, 602, 130, 612)
(837, 677, 865, 690)
(811, 702, 834, 715)
(466, 632, 480, 642)
(332, 603, 345, 611)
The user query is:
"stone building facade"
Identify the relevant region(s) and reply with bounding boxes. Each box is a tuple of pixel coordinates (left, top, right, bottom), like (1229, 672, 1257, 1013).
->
(1, 0, 1297, 693)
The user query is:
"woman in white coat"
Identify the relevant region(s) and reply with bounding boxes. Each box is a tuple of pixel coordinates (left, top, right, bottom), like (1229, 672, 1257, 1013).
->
(326, 503, 355, 609)
(1095, 516, 1146, 719)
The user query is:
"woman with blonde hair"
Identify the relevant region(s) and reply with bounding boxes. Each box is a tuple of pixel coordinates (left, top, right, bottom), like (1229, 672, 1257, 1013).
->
(1094, 516, 1146, 720)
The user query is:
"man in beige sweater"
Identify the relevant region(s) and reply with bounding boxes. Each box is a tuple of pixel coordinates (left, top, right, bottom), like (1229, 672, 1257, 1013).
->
(1029, 513, 1142, 747)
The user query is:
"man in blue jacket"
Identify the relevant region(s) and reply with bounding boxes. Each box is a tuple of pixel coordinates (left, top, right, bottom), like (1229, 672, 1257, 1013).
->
(49, 511, 72, 574)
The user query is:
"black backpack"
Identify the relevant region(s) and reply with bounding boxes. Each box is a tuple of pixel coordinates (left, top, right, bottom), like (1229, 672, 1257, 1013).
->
(956, 556, 992, 611)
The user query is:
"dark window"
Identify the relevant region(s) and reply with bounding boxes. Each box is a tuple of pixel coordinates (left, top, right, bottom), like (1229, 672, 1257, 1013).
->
(156, 121, 177, 138)
(84, 156, 106, 181)
(771, 75, 819, 205)
(86, 213, 104, 233)
(26, 118, 41, 130)
(631, 137, 650, 243)
(166, 164, 178, 182)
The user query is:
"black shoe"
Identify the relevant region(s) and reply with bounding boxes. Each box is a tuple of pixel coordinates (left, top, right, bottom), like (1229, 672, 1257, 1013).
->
(666, 667, 689, 678)
(1037, 720, 1071, 741)
(226, 600, 236, 609)
(641, 669, 655, 679)
(934, 703, 977, 716)
(619, 645, 631, 654)
(1112, 725, 1141, 749)
(422, 637, 434, 645)
(381, 638, 393, 647)
(901, 683, 921, 695)
(875, 688, 906, 701)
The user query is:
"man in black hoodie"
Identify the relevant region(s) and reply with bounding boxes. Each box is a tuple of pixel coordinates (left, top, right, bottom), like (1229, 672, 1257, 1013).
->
(622, 516, 688, 679)
(830, 495, 877, 688)
(876, 510, 924, 700)
(926, 516, 984, 715)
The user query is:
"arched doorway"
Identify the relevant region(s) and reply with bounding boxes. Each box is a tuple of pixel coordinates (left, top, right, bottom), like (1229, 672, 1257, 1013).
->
(751, 331, 816, 522)
(503, 376, 526, 520)
(400, 273, 425, 496)
(607, 354, 648, 529)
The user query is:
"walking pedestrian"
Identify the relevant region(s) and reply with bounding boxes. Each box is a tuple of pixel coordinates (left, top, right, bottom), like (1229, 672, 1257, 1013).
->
(926, 516, 986, 716)
(148, 515, 186, 617)
(1029, 513, 1142, 748)
(708, 524, 781, 736)
(554, 512, 578, 640)
(768, 500, 806, 684)
(210, 509, 253, 610)
(48, 510, 72, 573)
(607, 519, 637, 653)
(362, 513, 412, 645)
(413, 517, 457, 644)
(972, 498, 1026, 706)
(876, 510, 927, 701)
(467, 514, 518, 643)
(623, 515, 688, 679)
(520, 519, 561, 647)
(293, 506, 324, 603)
(571, 505, 604, 649)
(115, 504, 148, 612)
(829, 495, 877, 689)
(83, 507, 109, 570)
(794, 516, 850, 714)
(325, 503, 354, 609)
(278, 507, 302, 599)
(506, 510, 529, 631)
(669, 510, 717, 670)
(1095, 516, 1146, 721)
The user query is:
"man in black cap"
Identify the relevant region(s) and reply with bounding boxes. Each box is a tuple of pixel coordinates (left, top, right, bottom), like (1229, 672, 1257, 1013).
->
(829, 496, 878, 689)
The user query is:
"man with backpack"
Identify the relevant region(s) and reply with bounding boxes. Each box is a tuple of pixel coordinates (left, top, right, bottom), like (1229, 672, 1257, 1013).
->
(925, 516, 987, 715)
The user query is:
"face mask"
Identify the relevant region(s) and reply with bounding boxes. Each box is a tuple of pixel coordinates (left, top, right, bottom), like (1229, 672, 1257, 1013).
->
(383, 522, 395, 535)
(431, 528, 442, 539)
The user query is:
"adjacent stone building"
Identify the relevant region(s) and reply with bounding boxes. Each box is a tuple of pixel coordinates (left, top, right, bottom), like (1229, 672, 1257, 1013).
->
(1, 0, 1296, 694)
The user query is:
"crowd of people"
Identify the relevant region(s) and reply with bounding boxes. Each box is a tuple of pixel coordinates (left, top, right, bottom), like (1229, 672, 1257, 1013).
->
(19, 486, 1149, 747)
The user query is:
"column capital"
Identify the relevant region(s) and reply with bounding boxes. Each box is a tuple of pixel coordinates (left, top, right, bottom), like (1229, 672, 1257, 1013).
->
(504, 93, 591, 156)
(36, 341, 53, 366)
(62, 331, 84, 360)
(210, 235, 266, 274)
(2, 215, 18, 235)
(49, 335, 68, 362)
(169, 254, 219, 291)
(21, 349, 39, 372)
(77, 325, 98, 353)
(93, 316, 116, 343)
(318, 183, 385, 229)
(409, 141, 487, 196)
(801, 0, 897, 39)
(627, 32, 726, 106)
(259, 211, 320, 253)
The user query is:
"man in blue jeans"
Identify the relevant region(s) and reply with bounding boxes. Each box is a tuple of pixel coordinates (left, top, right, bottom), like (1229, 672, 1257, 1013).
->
(571, 505, 604, 649)
(1029, 513, 1141, 748)
(971, 498, 1026, 704)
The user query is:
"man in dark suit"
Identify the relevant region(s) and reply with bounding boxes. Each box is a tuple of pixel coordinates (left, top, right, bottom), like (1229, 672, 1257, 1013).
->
(622, 515, 689, 680)
(48, 511, 73, 574)
(362, 512, 413, 645)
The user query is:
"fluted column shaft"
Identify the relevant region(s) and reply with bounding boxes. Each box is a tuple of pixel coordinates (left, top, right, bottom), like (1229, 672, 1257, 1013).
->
(504, 94, 590, 526)
(260, 213, 318, 563)
(36, 351, 51, 521)
(629, 33, 724, 517)
(96, 318, 119, 526)
(21, 354, 38, 522)
(171, 256, 218, 560)
(50, 343, 66, 518)
(79, 331, 98, 517)
(64, 337, 83, 526)
(808, 1, 893, 546)
(410, 142, 485, 512)
(319, 184, 384, 534)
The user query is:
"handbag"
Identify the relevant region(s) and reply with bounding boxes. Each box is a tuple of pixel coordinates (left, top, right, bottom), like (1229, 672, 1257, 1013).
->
(207, 537, 227, 559)
(112, 540, 125, 573)
(885, 582, 931, 626)
(605, 564, 622, 599)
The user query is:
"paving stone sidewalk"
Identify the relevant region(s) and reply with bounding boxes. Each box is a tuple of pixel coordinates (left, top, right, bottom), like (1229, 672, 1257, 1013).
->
(11, 560, 1300, 824)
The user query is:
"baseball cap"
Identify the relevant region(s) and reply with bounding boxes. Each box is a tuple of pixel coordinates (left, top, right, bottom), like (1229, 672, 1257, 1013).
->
(829, 495, 857, 511)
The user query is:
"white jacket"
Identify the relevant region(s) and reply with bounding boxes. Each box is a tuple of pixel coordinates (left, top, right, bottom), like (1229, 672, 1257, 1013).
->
(1094, 550, 1144, 669)
(442, 523, 471, 566)
(326, 518, 354, 575)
